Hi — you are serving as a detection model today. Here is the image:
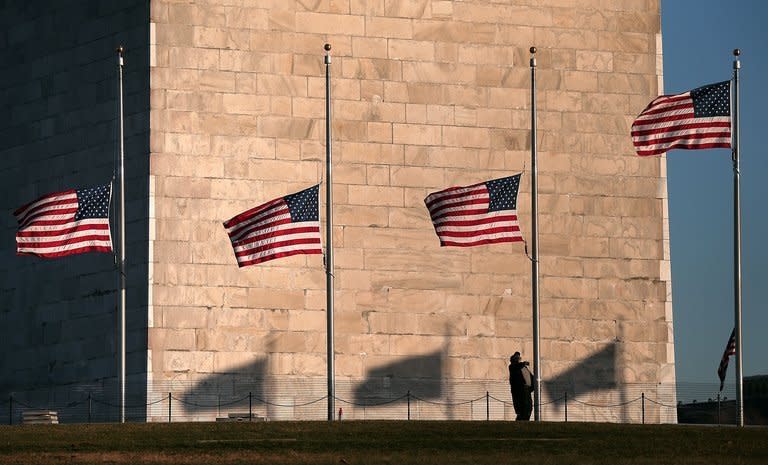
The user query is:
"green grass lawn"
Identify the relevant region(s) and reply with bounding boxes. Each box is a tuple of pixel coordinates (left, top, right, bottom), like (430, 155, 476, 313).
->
(1, 420, 766, 464)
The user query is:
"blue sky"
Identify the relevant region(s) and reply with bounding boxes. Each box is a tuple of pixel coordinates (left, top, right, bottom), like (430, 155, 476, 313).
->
(661, 1, 768, 383)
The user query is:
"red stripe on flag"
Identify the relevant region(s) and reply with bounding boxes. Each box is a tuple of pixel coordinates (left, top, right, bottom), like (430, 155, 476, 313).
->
(17, 245, 114, 259)
(13, 190, 76, 218)
(237, 249, 322, 267)
(435, 214, 519, 228)
(436, 225, 521, 238)
(634, 101, 693, 118)
(631, 121, 731, 137)
(16, 223, 110, 238)
(17, 233, 113, 249)
(234, 230, 322, 256)
(636, 142, 732, 157)
(440, 236, 522, 247)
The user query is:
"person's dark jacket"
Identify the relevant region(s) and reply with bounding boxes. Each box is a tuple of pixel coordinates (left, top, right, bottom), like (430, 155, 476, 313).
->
(509, 360, 533, 394)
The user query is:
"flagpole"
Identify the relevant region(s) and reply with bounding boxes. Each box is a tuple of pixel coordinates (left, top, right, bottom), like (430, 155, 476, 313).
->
(731, 48, 743, 427)
(530, 46, 541, 422)
(324, 43, 335, 421)
(116, 46, 127, 424)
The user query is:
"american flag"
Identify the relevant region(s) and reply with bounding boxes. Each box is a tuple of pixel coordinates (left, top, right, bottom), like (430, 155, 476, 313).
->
(631, 80, 731, 156)
(14, 184, 113, 258)
(424, 174, 523, 247)
(717, 328, 737, 392)
(223, 185, 322, 267)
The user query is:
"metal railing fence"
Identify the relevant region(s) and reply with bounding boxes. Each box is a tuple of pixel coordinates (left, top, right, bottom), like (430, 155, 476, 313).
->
(3, 379, 737, 425)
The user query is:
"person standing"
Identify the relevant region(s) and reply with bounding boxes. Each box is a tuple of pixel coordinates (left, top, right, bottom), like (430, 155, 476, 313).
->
(509, 352, 533, 421)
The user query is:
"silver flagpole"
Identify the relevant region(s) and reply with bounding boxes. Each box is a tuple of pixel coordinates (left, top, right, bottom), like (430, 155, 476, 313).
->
(530, 46, 541, 422)
(324, 43, 335, 421)
(116, 46, 127, 424)
(732, 48, 743, 427)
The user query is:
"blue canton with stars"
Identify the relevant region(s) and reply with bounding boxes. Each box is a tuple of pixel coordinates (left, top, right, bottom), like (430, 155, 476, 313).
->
(74, 185, 111, 220)
(486, 174, 521, 212)
(285, 185, 319, 222)
(691, 81, 730, 117)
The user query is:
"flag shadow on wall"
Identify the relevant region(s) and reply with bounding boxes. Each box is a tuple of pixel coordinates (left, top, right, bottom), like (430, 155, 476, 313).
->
(354, 350, 444, 405)
(543, 343, 617, 407)
(181, 358, 266, 420)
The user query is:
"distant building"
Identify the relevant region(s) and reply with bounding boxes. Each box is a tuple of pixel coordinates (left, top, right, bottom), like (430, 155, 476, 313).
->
(678, 376, 768, 425)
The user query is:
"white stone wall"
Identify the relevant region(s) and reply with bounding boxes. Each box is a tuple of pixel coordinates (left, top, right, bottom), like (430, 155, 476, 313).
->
(147, 0, 675, 423)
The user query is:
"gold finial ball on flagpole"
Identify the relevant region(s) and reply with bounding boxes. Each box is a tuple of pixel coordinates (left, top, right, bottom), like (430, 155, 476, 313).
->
(116, 46, 124, 54)
(733, 48, 741, 57)
(530, 46, 536, 54)
(324, 43, 332, 51)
